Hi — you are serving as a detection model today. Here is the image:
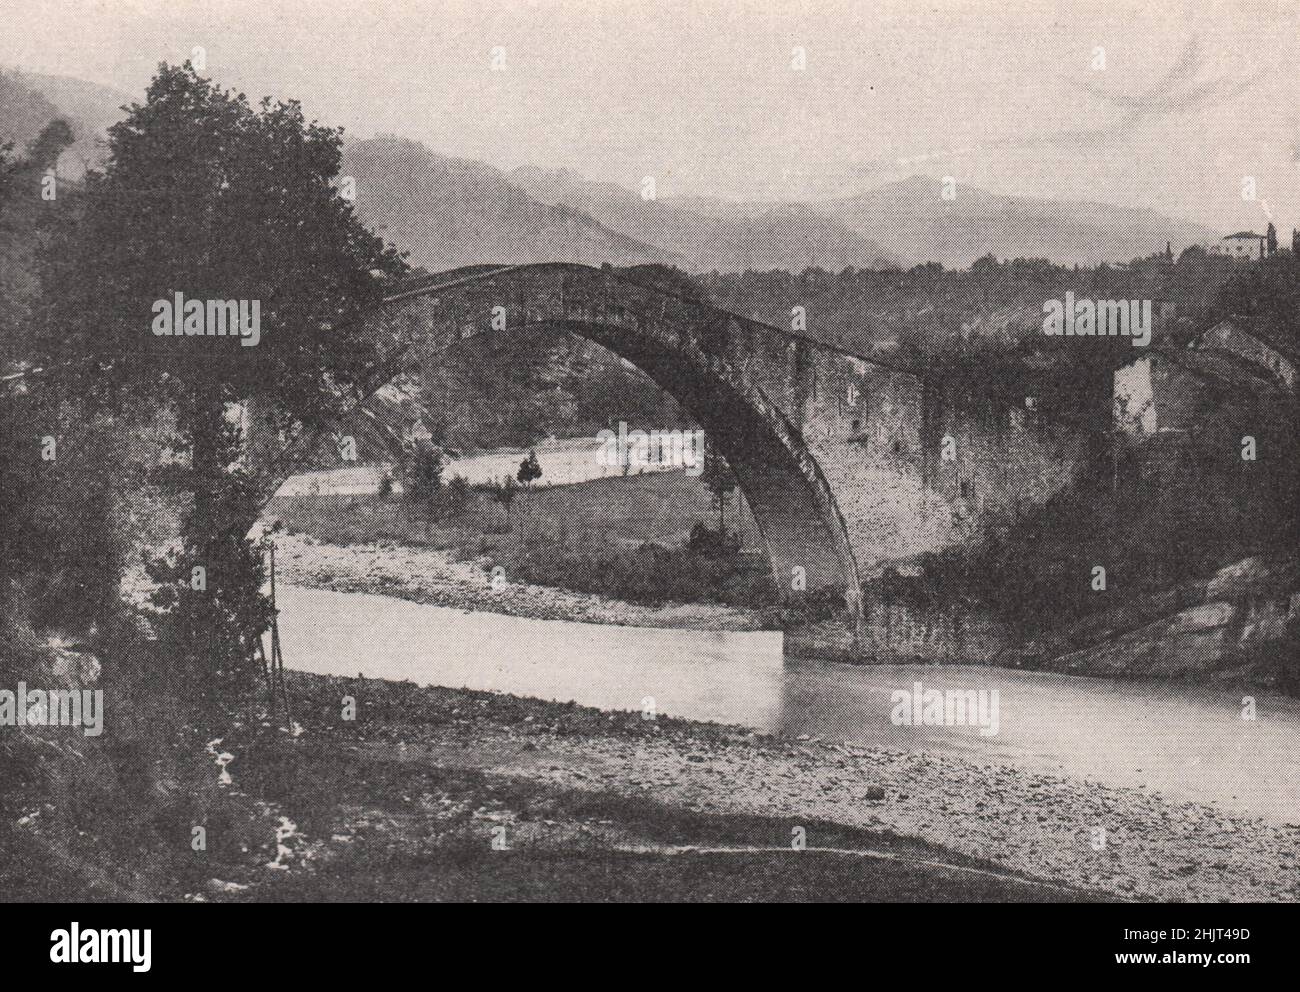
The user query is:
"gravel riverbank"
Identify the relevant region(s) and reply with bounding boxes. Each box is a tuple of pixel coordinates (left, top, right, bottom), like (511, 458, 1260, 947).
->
(247, 674, 1300, 902)
(252, 534, 1300, 901)
(271, 531, 767, 631)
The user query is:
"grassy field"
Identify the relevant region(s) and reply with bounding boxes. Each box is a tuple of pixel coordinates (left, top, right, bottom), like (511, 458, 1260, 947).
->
(266, 469, 757, 549)
(264, 470, 777, 609)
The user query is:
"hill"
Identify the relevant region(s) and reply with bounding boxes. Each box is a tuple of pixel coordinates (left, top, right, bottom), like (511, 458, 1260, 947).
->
(343, 136, 682, 271)
(815, 176, 1219, 269)
(0, 69, 132, 177)
(511, 165, 899, 273)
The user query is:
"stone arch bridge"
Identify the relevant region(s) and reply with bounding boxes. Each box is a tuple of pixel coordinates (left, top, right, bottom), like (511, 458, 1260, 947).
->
(250, 263, 1089, 651)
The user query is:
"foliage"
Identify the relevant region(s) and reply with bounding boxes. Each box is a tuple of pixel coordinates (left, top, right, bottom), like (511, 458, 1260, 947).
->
(517, 448, 542, 488)
(500, 531, 777, 609)
(35, 62, 406, 678)
(444, 474, 472, 516)
(25, 118, 74, 172)
(764, 585, 850, 628)
(694, 251, 1233, 371)
(414, 327, 688, 453)
(699, 439, 737, 535)
(484, 475, 519, 519)
(0, 392, 127, 633)
(0, 140, 12, 208)
(1, 119, 126, 639)
(401, 440, 444, 506)
(687, 521, 740, 556)
(1215, 249, 1300, 358)
(40, 62, 405, 411)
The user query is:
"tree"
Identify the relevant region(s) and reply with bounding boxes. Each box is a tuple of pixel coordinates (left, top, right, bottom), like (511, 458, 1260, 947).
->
(1, 120, 125, 638)
(398, 439, 446, 535)
(402, 440, 444, 505)
(39, 62, 406, 676)
(1213, 256, 1300, 544)
(1267, 222, 1278, 257)
(516, 448, 542, 489)
(25, 118, 74, 173)
(700, 438, 737, 537)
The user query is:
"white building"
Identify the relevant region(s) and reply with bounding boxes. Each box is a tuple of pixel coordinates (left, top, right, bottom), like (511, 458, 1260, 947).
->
(1209, 231, 1267, 260)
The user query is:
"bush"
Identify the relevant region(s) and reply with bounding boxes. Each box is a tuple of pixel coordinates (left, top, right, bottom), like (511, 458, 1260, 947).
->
(445, 475, 471, 517)
(764, 585, 850, 628)
(401, 442, 444, 505)
(500, 531, 777, 608)
(687, 522, 741, 556)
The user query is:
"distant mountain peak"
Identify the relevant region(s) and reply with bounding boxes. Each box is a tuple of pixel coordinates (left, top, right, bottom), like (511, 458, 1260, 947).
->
(344, 136, 682, 272)
(510, 169, 900, 273)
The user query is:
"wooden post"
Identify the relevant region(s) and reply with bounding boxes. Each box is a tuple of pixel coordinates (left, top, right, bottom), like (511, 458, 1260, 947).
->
(267, 540, 291, 726)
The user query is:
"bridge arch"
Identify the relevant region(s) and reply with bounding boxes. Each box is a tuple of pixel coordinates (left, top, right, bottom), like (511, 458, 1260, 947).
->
(258, 264, 865, 622)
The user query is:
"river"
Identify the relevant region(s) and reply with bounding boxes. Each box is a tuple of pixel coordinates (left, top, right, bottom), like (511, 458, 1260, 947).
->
(277, 584, 1300, 825)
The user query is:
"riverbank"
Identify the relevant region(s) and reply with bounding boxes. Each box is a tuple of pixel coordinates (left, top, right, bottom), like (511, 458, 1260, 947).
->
(225, 674, 1300, 902)
(15, 669, 1299, 902)
(271, 531, 768, 631)
(270, 527, 1300, 698)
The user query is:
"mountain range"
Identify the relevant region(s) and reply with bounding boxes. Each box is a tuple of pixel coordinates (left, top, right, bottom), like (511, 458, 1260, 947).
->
(2, 68, 1222, 274)
(342, 137, 681, 271)
(508, 164, 900, 272)
(810, 176, 1219, 269)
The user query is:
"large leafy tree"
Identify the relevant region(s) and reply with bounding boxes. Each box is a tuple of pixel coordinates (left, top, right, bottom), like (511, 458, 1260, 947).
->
(43, 62, 404, 410)
(39, 62, 406, 675)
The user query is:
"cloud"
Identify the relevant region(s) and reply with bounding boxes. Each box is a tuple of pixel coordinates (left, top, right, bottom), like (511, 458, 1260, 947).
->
(853, 36, 1264, 176)
(1076, 36, 1263, 122)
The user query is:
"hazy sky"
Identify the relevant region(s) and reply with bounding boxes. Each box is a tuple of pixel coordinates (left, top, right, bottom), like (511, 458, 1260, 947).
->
(4, 0, 1300, 231)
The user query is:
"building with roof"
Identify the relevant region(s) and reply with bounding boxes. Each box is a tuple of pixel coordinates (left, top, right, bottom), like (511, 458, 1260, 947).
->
(1209, 231, 1268, 260)
(1114, 316, 1295, 437)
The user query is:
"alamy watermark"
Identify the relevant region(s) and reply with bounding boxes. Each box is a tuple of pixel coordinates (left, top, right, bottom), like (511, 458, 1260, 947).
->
(595, 422, 706, 476)
(151, 293, 261, 347)
(0, 684, 104, 737)
(890, 681, 999, 737)
(50, 924, 150, 972)
(1042, 292, 1152, 347)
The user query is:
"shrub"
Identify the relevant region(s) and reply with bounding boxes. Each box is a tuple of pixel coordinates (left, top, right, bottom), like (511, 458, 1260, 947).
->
(687, 521, 741, 556)
(401, 442, 444, 505)
(500, 531, 776, 609)
(445, 475, 471, 517)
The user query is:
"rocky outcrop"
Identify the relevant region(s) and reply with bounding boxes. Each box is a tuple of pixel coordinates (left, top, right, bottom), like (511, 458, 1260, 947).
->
(1005, 554, 1299, 688)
